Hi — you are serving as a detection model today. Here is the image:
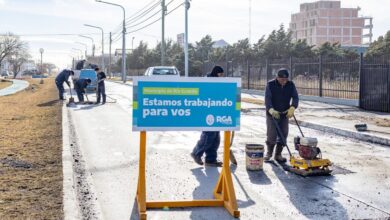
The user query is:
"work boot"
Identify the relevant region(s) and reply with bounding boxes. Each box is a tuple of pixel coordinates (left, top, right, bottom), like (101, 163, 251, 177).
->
(205, 160, 223, 167)
(264, 144, 275, 161)
(190, 152, 204, 165)
(274, 144, 287, 163)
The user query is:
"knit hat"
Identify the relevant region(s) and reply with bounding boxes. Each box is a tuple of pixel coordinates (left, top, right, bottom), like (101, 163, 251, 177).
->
(209, 66, 224, 77)
(277, 68, 289, 78)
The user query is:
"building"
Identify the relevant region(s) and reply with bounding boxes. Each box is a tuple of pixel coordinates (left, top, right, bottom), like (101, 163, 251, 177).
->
(289, 1, 373, 47)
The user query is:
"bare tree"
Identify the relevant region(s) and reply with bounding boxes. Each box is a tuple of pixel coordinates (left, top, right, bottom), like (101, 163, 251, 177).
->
(0, 33, 27, 71)
(37, 62, 57, 75)
(8, 48, 31, 78)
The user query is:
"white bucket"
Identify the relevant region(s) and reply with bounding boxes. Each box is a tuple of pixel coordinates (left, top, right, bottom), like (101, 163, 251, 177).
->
(245, 144, 264, 171)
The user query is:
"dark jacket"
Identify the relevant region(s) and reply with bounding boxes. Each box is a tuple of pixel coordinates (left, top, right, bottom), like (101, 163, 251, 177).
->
(75, 78, 90, 93)
(265, 79, 299, 114)
(55, 69, 72, 86)
(97, 71, 106, 86)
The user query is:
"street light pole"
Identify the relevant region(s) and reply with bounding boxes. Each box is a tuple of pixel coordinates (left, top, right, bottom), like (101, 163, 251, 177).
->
(132, 37, 135, 51)
(95, 0, 126, 82)
(84, 24, 104, 71)
(184, 0, 190, 77)
(109, 32, 112, 78)
(39, 48, 44, 74)
(72, 48, 83, 60)
(75, 42, 88, 58)
(161, 0, 166, 66)
(79, 35, 95, 57)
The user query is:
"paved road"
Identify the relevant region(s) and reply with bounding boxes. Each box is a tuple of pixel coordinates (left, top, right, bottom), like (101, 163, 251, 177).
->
(0, 79, 29, 96)
(64, 81, 390, 220)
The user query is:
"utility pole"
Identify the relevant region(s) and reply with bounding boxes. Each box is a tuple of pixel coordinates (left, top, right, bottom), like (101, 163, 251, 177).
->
(249, 0, 252, 44)
(109, 32, 112, 78)
(161, 0, 166, 65)
(95, 0, 127, 82)
(184, 0, 190, 77)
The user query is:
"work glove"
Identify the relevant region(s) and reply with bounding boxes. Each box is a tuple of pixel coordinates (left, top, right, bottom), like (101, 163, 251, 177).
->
(268, 108, 280, 119)
(286, 106, 295, 118)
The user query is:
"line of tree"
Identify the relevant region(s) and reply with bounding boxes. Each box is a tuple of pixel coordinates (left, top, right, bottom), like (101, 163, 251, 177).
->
(0, 33, 31, 78)
(113, 24, 390, 75)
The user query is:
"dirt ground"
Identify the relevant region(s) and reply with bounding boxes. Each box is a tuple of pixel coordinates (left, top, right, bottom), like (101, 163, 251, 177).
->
(0, 78, 63, 219)
(0, 80, 12, 90)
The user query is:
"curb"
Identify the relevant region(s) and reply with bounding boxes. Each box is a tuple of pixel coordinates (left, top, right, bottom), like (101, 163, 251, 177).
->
(62, 104, 81, 220)
(296, 120, 390, 147)
(242, 108, 390, 147)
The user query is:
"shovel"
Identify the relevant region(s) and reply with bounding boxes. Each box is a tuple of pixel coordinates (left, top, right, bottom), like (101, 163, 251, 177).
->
(230, 131, 238, 165)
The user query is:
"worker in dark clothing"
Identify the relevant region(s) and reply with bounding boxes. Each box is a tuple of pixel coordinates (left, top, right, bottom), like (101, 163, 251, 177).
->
(94, 67, 106, 104)
(55, 69, 74, 100)
(191, 66, 224, 167)
(74, 78, 92, 103)
(265, 68, 299, 163)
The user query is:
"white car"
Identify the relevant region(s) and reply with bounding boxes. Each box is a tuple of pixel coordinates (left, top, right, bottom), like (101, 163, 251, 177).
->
(144, 66, 180, 77)
(1, 71, 10, 79)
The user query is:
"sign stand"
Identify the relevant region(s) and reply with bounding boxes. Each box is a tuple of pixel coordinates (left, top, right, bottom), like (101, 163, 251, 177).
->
(136, 131, 240, 219)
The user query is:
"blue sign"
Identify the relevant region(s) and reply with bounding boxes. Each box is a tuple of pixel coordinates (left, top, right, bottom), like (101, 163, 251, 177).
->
(132, 77, 241, 131)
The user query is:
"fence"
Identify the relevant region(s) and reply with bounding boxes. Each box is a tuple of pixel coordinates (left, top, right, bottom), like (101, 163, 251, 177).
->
(122, 54, 389, 112)
(360, 56, 390, 112)
(233, 56, 360, 99)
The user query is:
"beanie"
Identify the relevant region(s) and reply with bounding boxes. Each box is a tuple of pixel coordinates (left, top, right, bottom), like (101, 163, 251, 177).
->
(277, 68, 289, 78)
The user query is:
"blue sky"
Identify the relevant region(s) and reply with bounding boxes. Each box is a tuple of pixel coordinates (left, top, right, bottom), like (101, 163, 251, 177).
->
(1, 0, 389, 69)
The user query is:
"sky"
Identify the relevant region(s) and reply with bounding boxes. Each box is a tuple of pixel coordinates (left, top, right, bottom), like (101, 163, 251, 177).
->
(0, 0, 389, 69)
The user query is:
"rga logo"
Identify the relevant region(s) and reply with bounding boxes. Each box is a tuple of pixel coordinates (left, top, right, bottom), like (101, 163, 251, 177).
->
(216, 116, 233, 125)
(206, 114, 215, 126)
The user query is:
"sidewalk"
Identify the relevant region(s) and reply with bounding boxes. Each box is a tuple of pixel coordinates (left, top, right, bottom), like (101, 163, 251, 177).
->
(0, 79, 29, 96)
(241, 92, 390, 146)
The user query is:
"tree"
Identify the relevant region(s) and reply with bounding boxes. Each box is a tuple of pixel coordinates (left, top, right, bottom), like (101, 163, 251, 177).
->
(314, 42, 345, 58)
(366, 31, 390, 57)
(194, 35, 214, 63)
(262, 24, 293, 59)
(0, 33, 26, 70)
(8, 48, 31, 78)
(290, 39, 315, 58)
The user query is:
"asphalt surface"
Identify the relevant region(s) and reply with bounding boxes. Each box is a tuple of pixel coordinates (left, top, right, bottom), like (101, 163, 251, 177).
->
(64, 81, 390, 220)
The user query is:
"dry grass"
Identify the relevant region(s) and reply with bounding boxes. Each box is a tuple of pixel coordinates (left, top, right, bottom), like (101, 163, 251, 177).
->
(0, 80, 12, 90)
(241, 97, 264, 106)
(0, 78, 63, 219)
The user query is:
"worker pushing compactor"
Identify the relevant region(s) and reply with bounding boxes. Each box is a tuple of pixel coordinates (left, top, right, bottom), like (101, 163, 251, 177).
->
(264, 68, 299, 163)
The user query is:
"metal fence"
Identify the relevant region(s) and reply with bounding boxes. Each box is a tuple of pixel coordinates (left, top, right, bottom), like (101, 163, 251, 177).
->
(123, 54, 389, 112)
(232, 56, 361, 99)
(360, 57, 390, 112)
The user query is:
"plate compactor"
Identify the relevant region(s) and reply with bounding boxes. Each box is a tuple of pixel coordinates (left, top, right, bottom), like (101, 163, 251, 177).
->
(273, 115, 332, 177)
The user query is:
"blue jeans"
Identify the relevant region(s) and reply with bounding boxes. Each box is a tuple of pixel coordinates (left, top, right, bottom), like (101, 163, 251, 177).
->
(75, 86, 84, 102)
(55, 81, 64, 99)
(96, 83, 106, 103)
(192, 131, 220, 163)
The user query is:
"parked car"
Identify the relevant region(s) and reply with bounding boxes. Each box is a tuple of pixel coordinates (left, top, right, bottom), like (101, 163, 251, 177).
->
(144, 66, 180, 77)
(1, 71, 10, 79)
